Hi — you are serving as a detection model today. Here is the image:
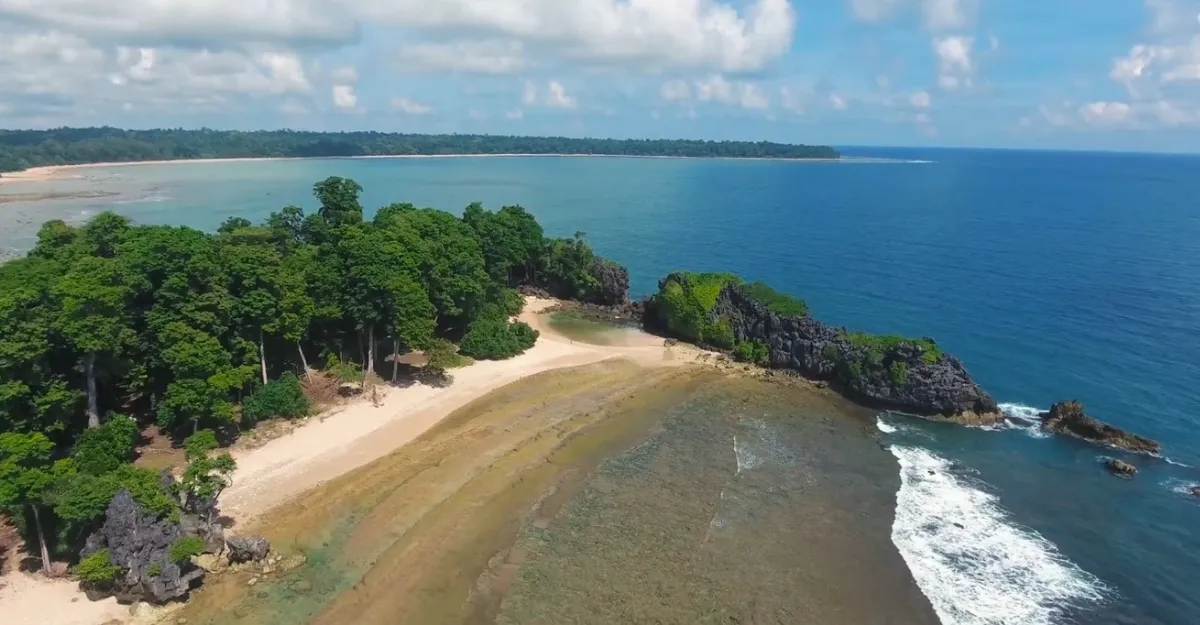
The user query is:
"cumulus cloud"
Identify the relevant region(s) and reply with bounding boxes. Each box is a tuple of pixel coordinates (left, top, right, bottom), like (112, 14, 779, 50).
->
(395, 39, 525, 74)
(828, 93, 848, 110)
(544, 81, 578, 109)
(1079, 101, 1135, 125)
(391, 97, 433, 115)
(933, 35, 974, 90)
(909, 90, 932, 107)
(332, 85, 359, 111)
(669, 74, 771, 109)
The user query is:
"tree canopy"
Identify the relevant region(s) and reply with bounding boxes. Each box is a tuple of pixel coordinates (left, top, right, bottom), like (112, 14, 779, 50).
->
(0, 176, 630, 571)
(0, 128, 839, 174)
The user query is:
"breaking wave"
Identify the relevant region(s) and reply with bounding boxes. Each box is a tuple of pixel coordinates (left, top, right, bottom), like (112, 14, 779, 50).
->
(890, 445, 1107, 625)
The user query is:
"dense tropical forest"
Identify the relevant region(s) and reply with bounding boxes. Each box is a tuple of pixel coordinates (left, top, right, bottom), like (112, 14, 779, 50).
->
(0, 128, 840, 173)
(0, 176, 625, 583)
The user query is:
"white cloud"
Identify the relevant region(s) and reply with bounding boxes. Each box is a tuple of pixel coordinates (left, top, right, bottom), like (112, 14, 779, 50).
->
(545, 80, 577, 109)
(468, 109, 487, 121)
(909, 90, 932, 107)
(933, 35, 974, 90)
(331, 84, 358, 110)
(848, 0, 976, 30)
(279, 99, 308, 115)
(1144, 0, 1200, 34)
(828, 92, 848, 110)
(396, 39, 525, 74)
(1080, 101, 1135, 125)
(391, 97, 433, 115)
(660, 79, 692, 101)
(522, 80, 538, 105)
(506, 108, 524, 120)
(779, 85, 804, 113)
(689, 74, 771, 109)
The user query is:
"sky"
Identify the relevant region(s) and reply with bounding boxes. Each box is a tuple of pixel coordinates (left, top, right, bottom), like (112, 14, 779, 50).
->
(1, 0, 1199, 152)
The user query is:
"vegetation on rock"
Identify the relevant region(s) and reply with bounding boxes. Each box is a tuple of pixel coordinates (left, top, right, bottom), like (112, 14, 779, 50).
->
(0, 128, 840, 174)
(167, 535, 205, 563)
(74, 548, 120, 583)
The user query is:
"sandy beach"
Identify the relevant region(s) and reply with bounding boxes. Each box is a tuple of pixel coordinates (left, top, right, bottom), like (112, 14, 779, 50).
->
(0, 299, 705, 625)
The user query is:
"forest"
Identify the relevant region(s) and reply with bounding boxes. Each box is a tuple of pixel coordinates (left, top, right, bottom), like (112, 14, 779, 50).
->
(0, 127, 840, 173)
(0, 176, 625, 583)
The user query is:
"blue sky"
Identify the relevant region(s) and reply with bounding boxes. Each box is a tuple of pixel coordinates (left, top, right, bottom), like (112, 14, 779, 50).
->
(1, 0, 1199, 152)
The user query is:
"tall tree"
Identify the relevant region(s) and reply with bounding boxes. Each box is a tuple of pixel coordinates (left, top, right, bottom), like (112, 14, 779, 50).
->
(0, 432, 75, 574)
(53, 256, 132, 429)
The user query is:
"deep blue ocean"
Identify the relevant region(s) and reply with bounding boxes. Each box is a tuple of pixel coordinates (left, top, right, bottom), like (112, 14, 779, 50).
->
(3, 148, 1198, 624)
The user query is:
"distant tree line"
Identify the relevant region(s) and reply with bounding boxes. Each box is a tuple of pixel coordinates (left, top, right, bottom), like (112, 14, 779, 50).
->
(0, 177, 620, 574)
(0, 127, 839, 173)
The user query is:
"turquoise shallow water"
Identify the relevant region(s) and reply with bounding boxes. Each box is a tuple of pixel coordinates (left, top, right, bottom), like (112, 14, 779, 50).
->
(3, 149, 1199, 624)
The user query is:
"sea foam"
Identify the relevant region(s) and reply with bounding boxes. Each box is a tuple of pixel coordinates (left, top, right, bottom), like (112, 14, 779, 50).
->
(876, 417, 900, 434)
(890, 445, 1106, 625)
(997, 403, 1052, 438)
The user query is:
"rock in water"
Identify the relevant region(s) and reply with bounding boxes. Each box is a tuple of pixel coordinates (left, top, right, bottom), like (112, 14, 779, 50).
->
(226, 536, 270, 563)
(1040, 401, 1160, 454)
(81, 490, 204, 604)
(1191, 486, 1200, 498)
(1105, 458, 1137, 477)
(673, 280, 1002, 421)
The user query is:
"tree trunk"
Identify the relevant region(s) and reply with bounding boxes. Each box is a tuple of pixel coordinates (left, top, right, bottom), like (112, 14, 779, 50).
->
(259, 330, 268, 386)
(367, 326, 375, 380)
(297, 342, 311, 381)
(32, 506, 51, 575)
(85, 352, 100, 429)
(391, 339, 399, 383)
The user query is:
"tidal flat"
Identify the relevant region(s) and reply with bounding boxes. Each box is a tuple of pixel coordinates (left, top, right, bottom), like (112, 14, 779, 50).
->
(174, 360, 936, 625)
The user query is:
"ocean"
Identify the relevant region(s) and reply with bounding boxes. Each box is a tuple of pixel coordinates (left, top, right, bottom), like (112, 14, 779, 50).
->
(3, 148, 1199, 624)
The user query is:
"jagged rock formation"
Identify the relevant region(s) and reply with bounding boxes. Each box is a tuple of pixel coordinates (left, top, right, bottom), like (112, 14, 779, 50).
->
(1105, 458, 1137, 477)
(1040, 401, 1161, 455)
(587, 258, 630, 306)
(226, 536, 270, 563)
(646, 277, 999, 420)
(80, 490, 204, 604)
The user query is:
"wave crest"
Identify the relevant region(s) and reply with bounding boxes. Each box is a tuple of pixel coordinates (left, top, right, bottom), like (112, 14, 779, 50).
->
(890, 445, 1107, 625)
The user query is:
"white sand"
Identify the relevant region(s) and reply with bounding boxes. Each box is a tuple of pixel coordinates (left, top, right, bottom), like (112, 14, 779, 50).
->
(0, 298, 702, 624)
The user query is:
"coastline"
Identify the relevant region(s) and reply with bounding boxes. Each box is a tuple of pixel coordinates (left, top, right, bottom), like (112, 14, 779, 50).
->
(0, 153, 844, 186)
(0, 298, 710, 625)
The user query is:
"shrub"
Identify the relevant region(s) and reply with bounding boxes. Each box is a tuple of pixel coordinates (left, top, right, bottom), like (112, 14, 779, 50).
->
(703, 317, 736, 350)
(71, 415, 139, 475)
(651, 272, 743, 342)
(459, 318, 539, 360)
(821, 345, 839, 361)
(324, 354, 364, 384)
(745, 282, 809, 317)
(846, 332, 941, 365)
(889, 361, 910, 386)
(242, 373, 309, 426)
(424, 338, 470, 371)
(75, 549, 120, 583)
(56, 464, 179, 532)
(167, 536, 205, 563)
(732, 340, 771, 366)
(146, 561, 163, 577)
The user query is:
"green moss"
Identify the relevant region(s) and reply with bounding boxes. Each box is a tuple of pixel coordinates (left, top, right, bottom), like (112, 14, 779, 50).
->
(745, 281, 809, 316)
(703, 317, 736, 350)
(888, 361, 910, 386)
(821, 345, 839, 361)
(167, 536, 206, 563)
(146, 561, 163, 577)
(75, 549, 121, 583)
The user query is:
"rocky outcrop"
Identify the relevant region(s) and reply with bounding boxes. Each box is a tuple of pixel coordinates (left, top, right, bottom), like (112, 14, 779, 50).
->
(673, 283, 1000, 420)
(81, 490, 204, 604)
(1105, 458, 1137, 477)
(226, 536, 270, 563)
(587, 258, 630, 306)
(1040, 401, 1160, 455)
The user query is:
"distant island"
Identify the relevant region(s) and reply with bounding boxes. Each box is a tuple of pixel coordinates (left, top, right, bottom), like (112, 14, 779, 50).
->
(0, 127, 840, 174)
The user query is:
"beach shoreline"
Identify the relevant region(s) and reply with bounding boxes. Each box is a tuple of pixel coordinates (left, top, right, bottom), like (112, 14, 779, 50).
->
(0, 153, 846, 186)
(0, 298, 708, 625)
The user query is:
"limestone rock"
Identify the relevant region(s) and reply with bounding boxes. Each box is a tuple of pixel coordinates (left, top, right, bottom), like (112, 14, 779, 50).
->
(1040, 401, 1160, 455)
(586, 257, 630, 306)
(226, 536, 271, 563)
(646, 278, 1000, 420)
(1105, 458, 1137, 477)
(81, 490, 205, 605)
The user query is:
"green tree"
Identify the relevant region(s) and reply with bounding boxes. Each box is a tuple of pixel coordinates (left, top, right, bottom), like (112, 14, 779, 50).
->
(177, 431, 236, 522)
(53, 255, 132, 429)
(0, 432, 75, 573)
